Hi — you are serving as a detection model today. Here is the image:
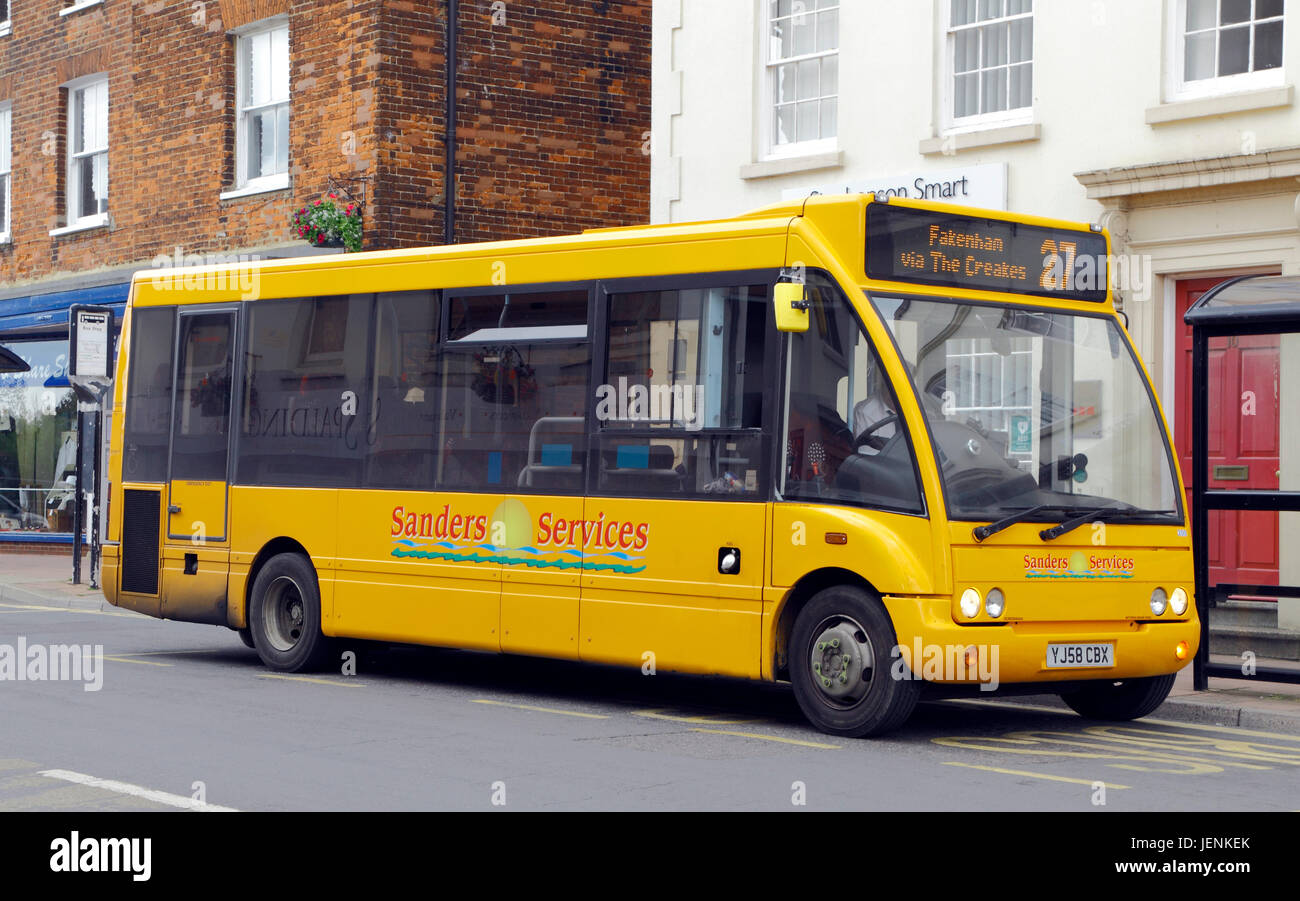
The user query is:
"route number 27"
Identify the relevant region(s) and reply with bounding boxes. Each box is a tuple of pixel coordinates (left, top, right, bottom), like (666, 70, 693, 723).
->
(1040, 239, 1077, 291)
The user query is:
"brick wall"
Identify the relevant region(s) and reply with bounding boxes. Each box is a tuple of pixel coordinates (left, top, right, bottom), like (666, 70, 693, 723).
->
(0, 0, 650, 289)
(452, 1, 652, 244)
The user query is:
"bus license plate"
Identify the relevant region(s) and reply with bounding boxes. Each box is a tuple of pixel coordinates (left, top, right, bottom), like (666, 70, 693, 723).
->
(1046, 643, 1114, 668)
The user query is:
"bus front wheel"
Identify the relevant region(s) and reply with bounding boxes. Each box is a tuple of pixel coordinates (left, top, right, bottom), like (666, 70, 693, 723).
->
(249, 553, 334, 673)
(789, 586, 920, 737)
(1059, 673, 1176, 721)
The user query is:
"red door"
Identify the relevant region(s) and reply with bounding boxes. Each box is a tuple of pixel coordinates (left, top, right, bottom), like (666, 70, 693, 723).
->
(1175, 278, 1281, 587)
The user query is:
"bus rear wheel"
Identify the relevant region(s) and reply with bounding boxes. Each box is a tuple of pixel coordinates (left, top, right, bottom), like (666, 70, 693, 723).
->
(1059, 673, 1176, 721)
(249, 553, 333, 673)
(789, 586, 919, 737)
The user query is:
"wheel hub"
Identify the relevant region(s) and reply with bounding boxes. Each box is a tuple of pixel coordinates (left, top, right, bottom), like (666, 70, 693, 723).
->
(810, 623, 871, 699)
(264, 576, 305, 652)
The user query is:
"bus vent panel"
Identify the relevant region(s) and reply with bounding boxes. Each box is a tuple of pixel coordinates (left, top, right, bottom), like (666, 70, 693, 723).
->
(120, 488, 162, 595)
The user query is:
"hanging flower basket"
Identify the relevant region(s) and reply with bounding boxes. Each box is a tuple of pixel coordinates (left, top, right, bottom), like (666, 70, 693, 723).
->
(292, 193, 363, 252)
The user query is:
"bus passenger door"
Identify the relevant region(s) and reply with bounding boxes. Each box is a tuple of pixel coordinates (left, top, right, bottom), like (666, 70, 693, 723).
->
(161, 307, 235, 625)
(579, 281, 772, 679)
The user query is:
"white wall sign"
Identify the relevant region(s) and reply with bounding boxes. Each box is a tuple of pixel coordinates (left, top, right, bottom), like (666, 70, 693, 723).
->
(783, 163, 1008, 210)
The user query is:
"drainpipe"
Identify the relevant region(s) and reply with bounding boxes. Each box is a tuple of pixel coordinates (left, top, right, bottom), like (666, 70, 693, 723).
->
(445, 0, 458, 246)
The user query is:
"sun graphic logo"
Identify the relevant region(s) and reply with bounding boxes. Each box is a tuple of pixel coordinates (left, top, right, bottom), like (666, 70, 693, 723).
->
(1067, 551, 1090, 575)
(489, 498, 533, 549)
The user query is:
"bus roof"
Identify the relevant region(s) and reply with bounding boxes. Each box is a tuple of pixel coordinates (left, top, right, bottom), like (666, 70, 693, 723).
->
(131, 195, 1113, 311)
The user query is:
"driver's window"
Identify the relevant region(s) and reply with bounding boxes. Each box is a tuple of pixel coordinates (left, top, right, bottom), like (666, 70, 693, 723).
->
(835, 333, 896, 456)
(782, 275, 924, 514)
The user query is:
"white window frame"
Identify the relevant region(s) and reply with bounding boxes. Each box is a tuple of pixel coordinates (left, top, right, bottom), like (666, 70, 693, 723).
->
(942, 0, 1035, 135)
(60, 75, 109, 233)
(1166, 0, 1287, 101)
(0, 103, 11, 243)
(761, 0, 840, 160)
(230, 16, 291, 196)
(60, 0, 105, 17)
(0, 1, 11, 38)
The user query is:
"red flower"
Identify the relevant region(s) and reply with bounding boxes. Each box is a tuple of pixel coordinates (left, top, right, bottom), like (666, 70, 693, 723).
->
(317, 234, 325, 244)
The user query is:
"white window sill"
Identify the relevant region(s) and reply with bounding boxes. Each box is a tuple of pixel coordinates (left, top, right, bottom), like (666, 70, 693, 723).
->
(1146, 85, 1294, 125)
(60, 1, 105, 17)
(740, 150, 844, 180)
(0, 22, 11, 37)
(919, 122, 1041, 156)
(0, 234, 11, 245)
(220, 175, 290, 201)
(49, 216, 109, 237)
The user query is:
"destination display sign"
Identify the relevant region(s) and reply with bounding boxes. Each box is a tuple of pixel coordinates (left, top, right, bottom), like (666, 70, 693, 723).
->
(865, 203, 1110, 303)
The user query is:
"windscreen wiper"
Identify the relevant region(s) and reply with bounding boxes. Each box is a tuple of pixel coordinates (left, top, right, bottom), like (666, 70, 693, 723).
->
(1039, 503, 1140, 542)
(972, 505, 1056, 543)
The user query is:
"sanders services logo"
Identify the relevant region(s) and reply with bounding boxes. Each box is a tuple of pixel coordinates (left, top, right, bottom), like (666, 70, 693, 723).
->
(390, 499, 649, 574)
(1024, 551, 1135, 580)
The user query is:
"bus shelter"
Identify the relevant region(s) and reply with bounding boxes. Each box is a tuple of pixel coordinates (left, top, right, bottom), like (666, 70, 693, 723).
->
(1185, 275, 1300, 688)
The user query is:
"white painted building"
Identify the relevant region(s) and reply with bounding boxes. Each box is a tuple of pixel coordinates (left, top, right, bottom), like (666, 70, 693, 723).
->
(652, 0, 1299, 624)
(652, 0, 1298, 376)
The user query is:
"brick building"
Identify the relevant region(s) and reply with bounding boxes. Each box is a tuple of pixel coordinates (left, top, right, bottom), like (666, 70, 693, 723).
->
(0, 0, 650, 545)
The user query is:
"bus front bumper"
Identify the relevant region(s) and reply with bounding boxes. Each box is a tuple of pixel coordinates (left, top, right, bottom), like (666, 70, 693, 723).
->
(882, 596, 1200, 686)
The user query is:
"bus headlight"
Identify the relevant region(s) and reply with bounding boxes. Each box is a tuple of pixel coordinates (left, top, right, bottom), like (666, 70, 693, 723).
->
(1170, 587, 1188, 616)
(960, 588, 981, 619)
(985, 588, 1005, 619)
(1150, 587, 1168, 616)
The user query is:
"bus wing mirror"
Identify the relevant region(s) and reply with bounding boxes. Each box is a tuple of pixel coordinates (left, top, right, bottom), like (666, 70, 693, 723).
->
(775, 282, 810, 333)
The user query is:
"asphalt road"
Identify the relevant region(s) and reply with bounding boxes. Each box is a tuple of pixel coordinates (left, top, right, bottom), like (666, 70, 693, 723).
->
(1, 597, 1297, 812)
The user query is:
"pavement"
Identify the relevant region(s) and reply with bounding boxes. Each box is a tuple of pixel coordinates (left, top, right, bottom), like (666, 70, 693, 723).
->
(3, 550, 1299, 735)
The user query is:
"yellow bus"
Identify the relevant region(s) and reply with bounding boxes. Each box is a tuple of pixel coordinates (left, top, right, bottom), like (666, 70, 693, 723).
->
(101, 195, 1198, 736)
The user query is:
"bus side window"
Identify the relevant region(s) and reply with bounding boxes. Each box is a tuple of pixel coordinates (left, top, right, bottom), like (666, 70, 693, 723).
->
(596, 284, 769, 499)
(237, 294, 374, 488)
(365, 291, 440, 489)
(436, 288, 591, 494)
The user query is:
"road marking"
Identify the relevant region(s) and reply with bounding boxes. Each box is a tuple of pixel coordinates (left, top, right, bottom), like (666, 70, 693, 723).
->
(101, 655, 173, 667)
(943, 697, 1300, 743)
(692, 728, 841, 750)
(633, 708, 766, 725)
(942, 761, 1130, 789)
(257, 674, 364, 688)
(472, 699, 609, 719)
(111, 649, 231, 657)
(38, 769, 238, 812)
(0, 601, 136, 619)
(933, 723, 1295, 775)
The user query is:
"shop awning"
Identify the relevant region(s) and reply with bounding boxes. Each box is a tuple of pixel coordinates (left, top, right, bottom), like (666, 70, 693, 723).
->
(0, 280, 130, 336)
(0, 344, 31, 373)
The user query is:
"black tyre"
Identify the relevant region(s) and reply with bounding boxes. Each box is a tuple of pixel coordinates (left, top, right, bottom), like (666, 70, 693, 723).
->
(789, 585, 920, 737)
(237, 628, 255, 650)
(248, 553, 334, 672)
(1060, 673, 1176, 721)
